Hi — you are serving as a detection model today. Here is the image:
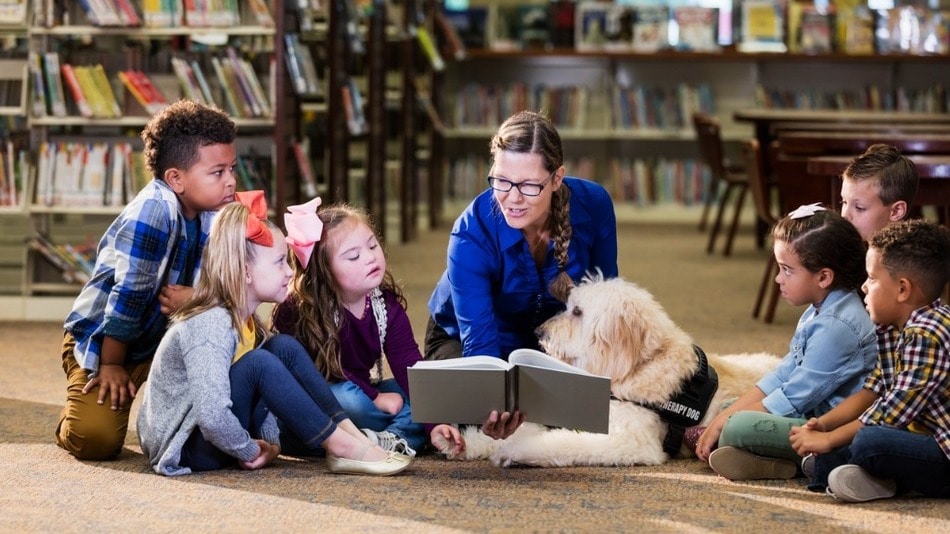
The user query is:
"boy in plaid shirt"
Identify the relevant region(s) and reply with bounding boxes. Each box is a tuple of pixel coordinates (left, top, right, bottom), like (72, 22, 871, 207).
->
(56, 101, 238, 460)
(790, 220, 950, 502)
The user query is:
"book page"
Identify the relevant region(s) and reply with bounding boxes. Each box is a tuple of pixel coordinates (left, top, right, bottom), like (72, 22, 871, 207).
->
(508, 348, 599, 376)
(410, 355, 513, 371)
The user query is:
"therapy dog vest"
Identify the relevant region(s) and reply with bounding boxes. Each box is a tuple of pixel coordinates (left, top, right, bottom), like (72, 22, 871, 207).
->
(620, 345, 719, 457)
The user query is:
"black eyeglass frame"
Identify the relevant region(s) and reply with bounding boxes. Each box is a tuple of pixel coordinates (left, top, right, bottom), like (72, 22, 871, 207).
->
(486, 170, 556, 197)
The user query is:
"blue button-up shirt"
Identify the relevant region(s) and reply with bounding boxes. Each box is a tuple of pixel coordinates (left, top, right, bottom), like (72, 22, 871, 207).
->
(64, 179, 215, 374)
(428, 177, 618, 359)
(757, 288, 878, 418)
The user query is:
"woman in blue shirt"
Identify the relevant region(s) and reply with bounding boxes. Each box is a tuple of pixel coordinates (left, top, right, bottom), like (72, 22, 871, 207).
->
(425, 110, 618, 362)
(425, 110, 618, 441)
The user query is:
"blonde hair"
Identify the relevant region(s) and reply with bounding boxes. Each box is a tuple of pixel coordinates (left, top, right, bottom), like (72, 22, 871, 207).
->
(282, 203, 405, 381)
(173, 202, 279, 342)
(490, 110, 574, 302)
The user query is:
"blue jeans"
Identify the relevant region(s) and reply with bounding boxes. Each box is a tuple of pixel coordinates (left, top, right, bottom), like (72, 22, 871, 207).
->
(180, 334, 349, 471)
(330, 379, 427, 452)
(809, 425, 950, 498)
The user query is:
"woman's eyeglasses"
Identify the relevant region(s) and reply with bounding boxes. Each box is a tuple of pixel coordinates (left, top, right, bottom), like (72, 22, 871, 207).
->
(486, 170, 554, 197)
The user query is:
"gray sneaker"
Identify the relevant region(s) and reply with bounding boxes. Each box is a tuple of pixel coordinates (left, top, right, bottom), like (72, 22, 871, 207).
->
(708, 446, 798, 480)
(361, 428, 417, 458)
(801, 454, 816, 479)
(827, 464, 896, 503)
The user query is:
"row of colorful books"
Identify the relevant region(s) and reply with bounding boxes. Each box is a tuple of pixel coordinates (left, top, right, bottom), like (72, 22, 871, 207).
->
(444, 153, 711, 207)
(755, 84, 950, 113)
(32, 140, 271, 209)
(34, 0, 274, 28)
(444, 2, 950, 56)
(28, 233, 96, 285)
(170, 49, 272, 119)
(451, 83, 591, 130)
(614, 84, 715, 131)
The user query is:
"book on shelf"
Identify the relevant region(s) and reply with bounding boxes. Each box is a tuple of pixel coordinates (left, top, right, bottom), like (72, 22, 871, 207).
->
(790, 3, 834, 54)
(0, 0, 27, 25)
(673, 6, 719, 52)
(27, 52, 47, 117)
(434, 6, 466, 60)
(408, 348, 610, 433)
(284, 33, 321, 98)
(603, 4, 634, 51)
(0, 139, 26, 208)
(59, 63, 93, 118)
(443, 6, 488, 49)
(341, 78, 367, 136)
(245, 0, 274, 27)
(549, 0, 576, 48)
(77, 0, 124, 26)
(41, 52, 67, 117)
(576, 2, 610, 51)
(738, 0, 787, 53)
(488, 4, 520, 51)
(142, 0, 184, 28)
(516, 4, 551, 49)
(415, 26, 445, 72)
(837, 4, 875, 55)
(631, 5, 670, 53)
(292, 139, 319, 198)
(118, 70, 169, 115)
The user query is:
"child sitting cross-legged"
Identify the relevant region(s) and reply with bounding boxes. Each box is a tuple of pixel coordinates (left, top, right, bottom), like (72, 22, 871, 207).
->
(790, 219, 950, 502)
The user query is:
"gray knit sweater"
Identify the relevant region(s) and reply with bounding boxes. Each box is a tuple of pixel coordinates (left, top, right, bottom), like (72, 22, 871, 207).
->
(137, 307, 279, 476)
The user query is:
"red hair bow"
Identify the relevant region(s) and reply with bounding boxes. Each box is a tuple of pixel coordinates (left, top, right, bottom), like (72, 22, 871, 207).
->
(235, 190, 273, 247)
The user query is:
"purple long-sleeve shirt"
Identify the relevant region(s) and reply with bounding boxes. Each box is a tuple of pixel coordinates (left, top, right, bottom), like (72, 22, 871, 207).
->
(272, 290, 422, 401)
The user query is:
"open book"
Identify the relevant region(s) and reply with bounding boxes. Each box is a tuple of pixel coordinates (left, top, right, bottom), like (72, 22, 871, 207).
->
(408, 349, 610, 433)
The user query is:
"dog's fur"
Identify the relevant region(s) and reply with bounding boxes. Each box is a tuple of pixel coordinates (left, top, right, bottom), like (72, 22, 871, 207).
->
(432, 275, 781, 467)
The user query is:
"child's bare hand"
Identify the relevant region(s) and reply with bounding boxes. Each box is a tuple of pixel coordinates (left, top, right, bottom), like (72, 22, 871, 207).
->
(84, 364, 136, 410)
(372, 392, 403, 415)
(430, 424, 464, 455)
(789, 426, 832, 456)
(800, 417, 825, 431)
(695, 414, 727, 462)
(241, 440, 280, 470)
(159, 284, 193, 315)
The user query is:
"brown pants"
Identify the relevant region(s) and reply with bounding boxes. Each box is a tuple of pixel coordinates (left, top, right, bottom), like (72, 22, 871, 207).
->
(423, 317, 463, 361)
(55, 332, 151, 460)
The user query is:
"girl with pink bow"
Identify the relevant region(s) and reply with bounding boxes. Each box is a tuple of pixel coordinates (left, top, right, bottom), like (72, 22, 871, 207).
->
(273, 202, 463, 457)
(137, 192, 412, 477)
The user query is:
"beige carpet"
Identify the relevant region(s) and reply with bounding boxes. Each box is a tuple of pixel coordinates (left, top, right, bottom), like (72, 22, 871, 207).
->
(2, 211, 948, 533)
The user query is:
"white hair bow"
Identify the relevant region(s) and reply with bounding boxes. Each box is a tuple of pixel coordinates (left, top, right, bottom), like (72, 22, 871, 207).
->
(788, 202, 826, 219)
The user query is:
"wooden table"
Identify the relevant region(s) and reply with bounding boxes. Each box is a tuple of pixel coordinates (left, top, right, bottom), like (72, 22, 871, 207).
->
(778, 131, 950, 157)
(806, 155, 950, 218)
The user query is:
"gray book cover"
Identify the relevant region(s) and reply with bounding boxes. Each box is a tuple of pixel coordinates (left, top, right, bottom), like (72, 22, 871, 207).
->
(408, 350, 610, 433)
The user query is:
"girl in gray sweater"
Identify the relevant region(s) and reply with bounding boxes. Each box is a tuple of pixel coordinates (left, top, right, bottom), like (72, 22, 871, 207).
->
(137, 192, 411, 476)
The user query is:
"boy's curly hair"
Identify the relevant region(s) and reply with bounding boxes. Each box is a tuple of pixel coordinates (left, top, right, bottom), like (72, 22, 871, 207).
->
(869, 219, 950, 301)
(141, 100, 236, 181)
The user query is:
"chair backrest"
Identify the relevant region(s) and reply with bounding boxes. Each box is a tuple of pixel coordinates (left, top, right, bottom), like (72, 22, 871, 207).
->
(741, 138, 777, 227)
(692, 113, 727, 179)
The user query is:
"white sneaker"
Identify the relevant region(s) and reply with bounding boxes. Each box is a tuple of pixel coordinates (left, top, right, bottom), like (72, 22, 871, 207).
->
(827, 464, 896, 503)
(361, 428, 417, 458)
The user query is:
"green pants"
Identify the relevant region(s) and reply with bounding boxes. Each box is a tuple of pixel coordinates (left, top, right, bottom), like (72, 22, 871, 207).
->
(719, 410, 807, 462)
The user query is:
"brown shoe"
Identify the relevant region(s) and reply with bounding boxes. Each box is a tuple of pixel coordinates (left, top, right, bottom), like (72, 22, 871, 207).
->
(708, 446, 797, 480)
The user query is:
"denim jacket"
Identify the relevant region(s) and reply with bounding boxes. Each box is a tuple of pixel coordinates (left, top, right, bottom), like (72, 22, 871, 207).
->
(757, 289, 877, 418)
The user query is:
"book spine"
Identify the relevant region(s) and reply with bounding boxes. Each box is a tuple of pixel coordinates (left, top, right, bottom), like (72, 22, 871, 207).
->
(27, 51, 47, 117)
(61, 64, 94, 118)
(42, 52, 67, 117)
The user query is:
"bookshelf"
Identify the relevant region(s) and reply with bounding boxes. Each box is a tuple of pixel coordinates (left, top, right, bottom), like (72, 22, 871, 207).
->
(439, 47, 950, 208)
(21, 0, 289, 297)
(289, 0, 446, 243)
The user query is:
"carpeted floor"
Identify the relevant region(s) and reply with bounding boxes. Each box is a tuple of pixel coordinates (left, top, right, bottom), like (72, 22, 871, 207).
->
(2, 210, 947, 533)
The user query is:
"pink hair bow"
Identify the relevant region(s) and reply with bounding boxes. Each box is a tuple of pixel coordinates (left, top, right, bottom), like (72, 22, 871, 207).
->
(235, 190, 273, 247)
(285, 197, 323, 268)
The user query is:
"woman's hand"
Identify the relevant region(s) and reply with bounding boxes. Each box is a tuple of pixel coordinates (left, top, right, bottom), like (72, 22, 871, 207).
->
(373, 392, 404, 415)
(481, 410, 524, 440)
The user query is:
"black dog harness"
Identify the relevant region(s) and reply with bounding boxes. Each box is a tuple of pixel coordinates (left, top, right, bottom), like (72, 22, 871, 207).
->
(615, 345, 719, 457)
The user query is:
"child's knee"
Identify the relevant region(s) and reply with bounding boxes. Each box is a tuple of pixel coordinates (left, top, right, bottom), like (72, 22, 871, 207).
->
(56, 417, 125, 460)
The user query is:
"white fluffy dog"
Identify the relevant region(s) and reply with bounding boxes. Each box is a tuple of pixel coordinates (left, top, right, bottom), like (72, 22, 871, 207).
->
(433, 274, 781, 467)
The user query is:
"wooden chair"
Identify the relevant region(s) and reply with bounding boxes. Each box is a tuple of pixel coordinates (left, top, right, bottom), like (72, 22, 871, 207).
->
(692, 113, 749, 256)
(742, 139, 781, 323)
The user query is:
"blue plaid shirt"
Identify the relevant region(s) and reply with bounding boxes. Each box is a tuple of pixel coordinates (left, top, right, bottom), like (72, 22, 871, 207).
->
(64, 179, 216, 374)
